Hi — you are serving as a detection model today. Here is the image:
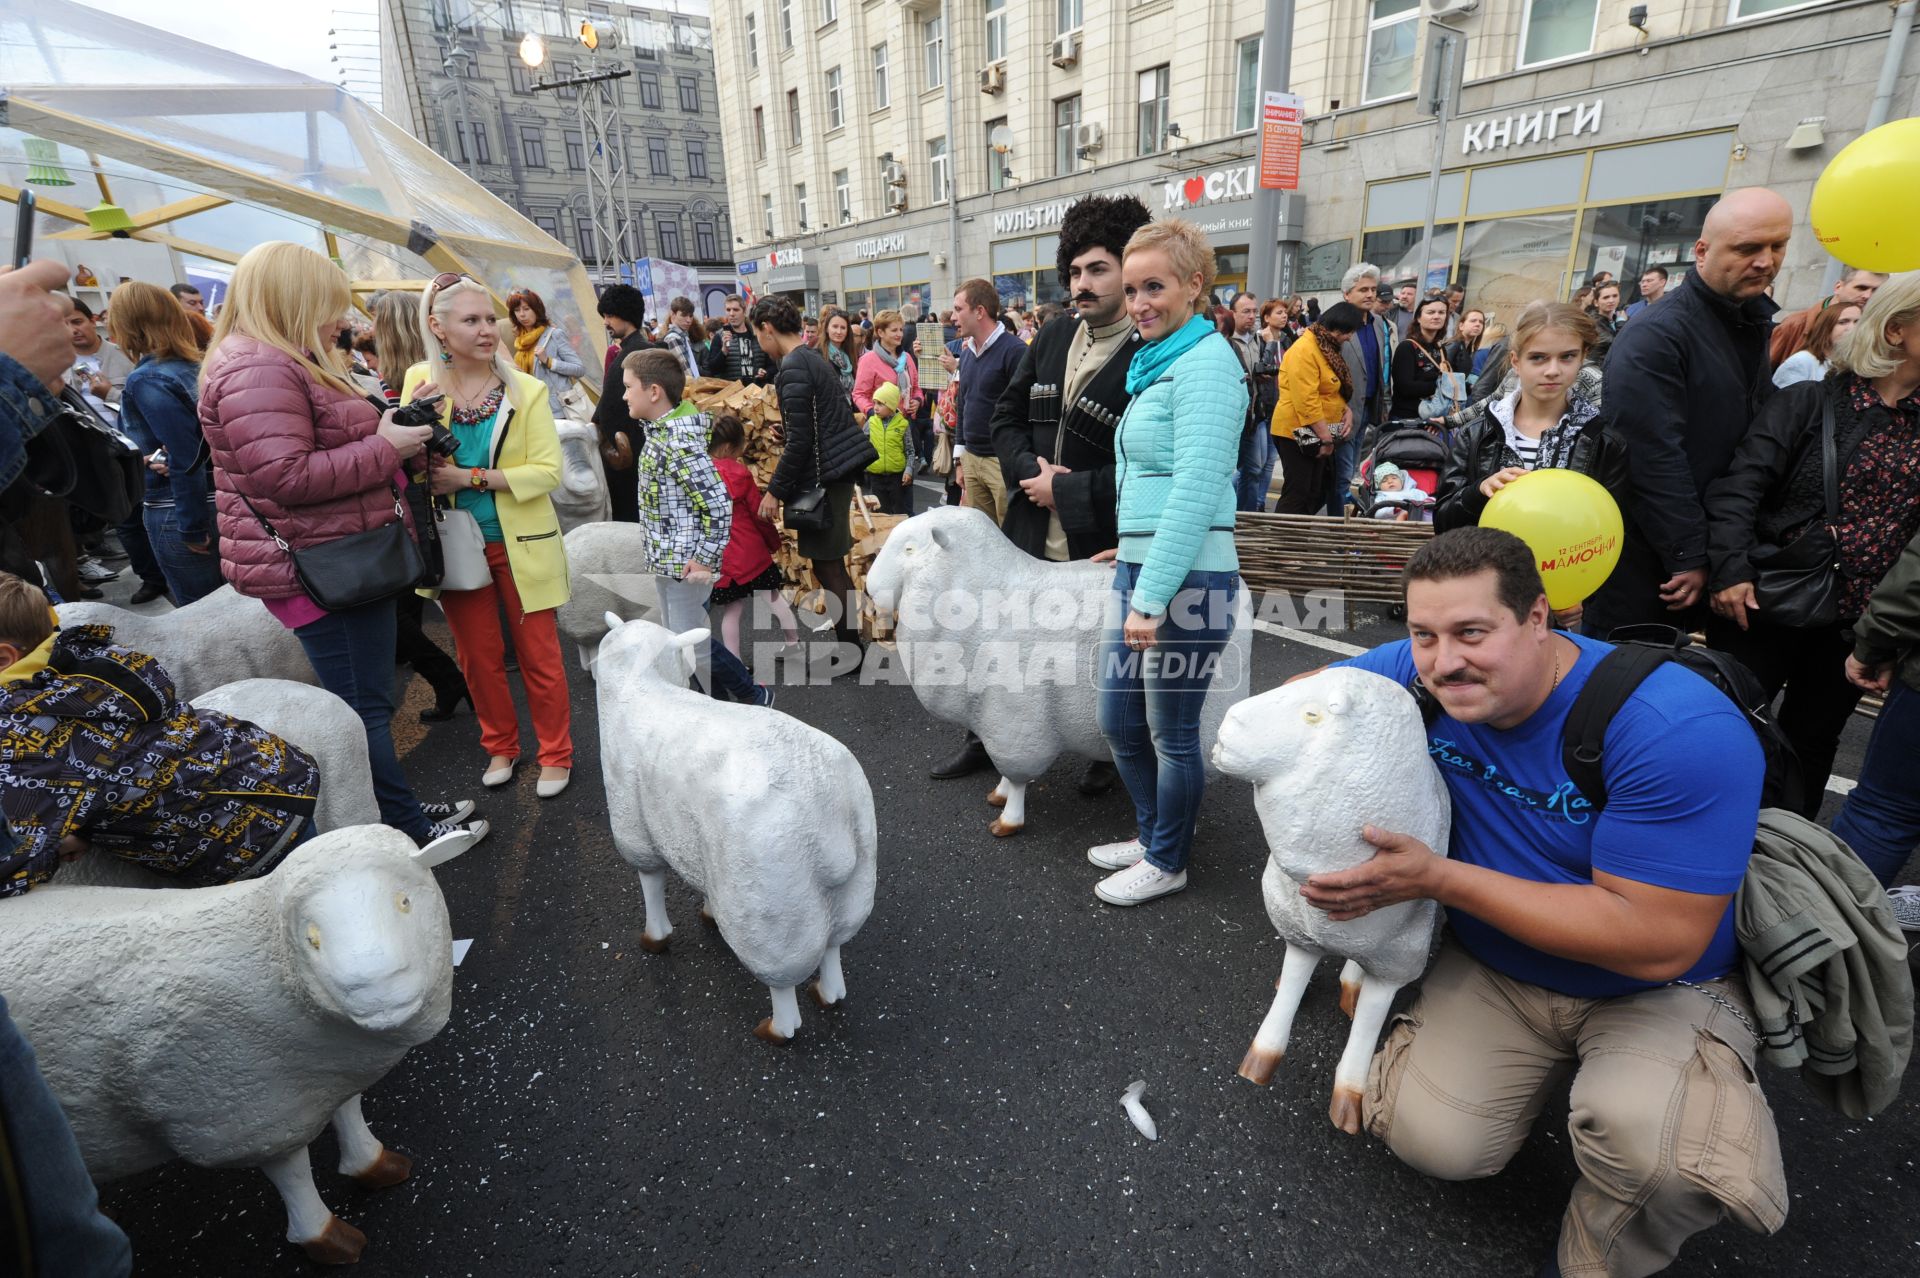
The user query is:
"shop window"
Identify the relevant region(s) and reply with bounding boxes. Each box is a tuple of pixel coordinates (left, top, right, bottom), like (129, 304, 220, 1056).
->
(1054, 95, 1082, 176)
(1519, 0, 1600, 69)
(989, 234, 1067, 311)
(1363, 0, 1419, 103)
(1361, 226, 1461, 295)
(1454, 214, 1577, 317)
(1585, 133, 1734, 202)
(1465, 153, 1585, 218)
(1296, 240, 1355, 295)
(1235, 37, 1262, 134)
(1574, 196, 1713, 304)
(1365, 170, 1465, 227)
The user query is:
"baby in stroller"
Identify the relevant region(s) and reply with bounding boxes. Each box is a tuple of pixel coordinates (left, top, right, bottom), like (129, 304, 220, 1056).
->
(1369, 463, 1434, 522)
(1354, 421, 1445, 521)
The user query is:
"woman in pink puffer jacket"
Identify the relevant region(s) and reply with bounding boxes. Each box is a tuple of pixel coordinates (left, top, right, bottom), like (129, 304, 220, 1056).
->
(198, 242, 484, 859)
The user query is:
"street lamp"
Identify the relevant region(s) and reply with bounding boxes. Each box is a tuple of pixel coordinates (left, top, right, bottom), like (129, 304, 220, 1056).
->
(519, 32, 547, 69)
(520, 24, 638, 284)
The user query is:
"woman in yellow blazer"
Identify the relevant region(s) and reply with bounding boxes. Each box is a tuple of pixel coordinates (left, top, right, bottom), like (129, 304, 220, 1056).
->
(404, 274, 574, 798)
(1270, 300, 1366, 516)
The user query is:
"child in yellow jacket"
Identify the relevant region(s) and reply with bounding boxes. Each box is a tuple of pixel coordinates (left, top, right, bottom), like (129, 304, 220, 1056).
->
(863, 380, 918, 516)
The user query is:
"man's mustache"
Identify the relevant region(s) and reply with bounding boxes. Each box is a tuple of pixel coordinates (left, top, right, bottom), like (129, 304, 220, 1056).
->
(1073, 293, 1101, 305)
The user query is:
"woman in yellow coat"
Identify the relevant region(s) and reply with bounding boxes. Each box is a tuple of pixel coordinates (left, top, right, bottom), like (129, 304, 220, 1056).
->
(403, 274, 574, 798)
(1270, 300, 1366, 516)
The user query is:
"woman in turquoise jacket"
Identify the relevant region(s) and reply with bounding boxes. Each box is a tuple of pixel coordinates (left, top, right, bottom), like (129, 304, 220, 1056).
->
(1090, 218, 1248, 908)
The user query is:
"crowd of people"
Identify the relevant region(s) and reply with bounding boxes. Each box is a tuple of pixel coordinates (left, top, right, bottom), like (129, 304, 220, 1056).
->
(0, 174, 1916, 1278)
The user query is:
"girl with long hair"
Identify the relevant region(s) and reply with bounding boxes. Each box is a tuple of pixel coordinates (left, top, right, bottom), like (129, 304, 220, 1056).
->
(507, 287, 586, 418)
(818, 304, 862, 397)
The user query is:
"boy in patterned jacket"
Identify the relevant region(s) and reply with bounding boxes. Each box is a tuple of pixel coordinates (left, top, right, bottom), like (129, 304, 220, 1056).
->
(0, 573, 319, 896)
(623, 350, 772, 706)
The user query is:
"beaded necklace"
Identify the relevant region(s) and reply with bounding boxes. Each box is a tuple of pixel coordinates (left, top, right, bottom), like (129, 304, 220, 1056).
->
(450, 383, 505, 427)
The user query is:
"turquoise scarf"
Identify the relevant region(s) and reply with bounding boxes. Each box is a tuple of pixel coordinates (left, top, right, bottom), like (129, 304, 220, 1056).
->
(1125, 314, 1214, 394)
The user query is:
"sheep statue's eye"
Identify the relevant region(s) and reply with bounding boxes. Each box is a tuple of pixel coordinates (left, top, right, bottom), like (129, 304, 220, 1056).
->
(306, 923, 322, 950)
(395, 892, 412, 915)
(1302, 708, 1324, 726)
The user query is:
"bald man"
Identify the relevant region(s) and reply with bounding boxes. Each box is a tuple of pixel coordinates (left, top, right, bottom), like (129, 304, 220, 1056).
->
(1583, 187, 1792, 638)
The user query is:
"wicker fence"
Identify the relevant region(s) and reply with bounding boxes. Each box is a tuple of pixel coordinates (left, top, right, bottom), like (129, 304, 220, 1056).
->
(1233, 512, 1434, 605)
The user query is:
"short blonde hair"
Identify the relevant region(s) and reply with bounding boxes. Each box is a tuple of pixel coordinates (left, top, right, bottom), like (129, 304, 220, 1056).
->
(871, 308, 904, 334)
(1833, 271, 1920, 379)
(206, 241, 356, 396)
(0, 573, 53, 652)
(1123, 218, 1216, 297)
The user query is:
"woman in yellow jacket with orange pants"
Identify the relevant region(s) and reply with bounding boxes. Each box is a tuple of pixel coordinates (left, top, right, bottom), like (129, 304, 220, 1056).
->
(1270, 301, 1367, 516)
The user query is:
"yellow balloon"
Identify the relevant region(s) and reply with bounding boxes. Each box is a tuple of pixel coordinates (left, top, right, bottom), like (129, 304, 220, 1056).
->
(1810, 119, 1920, 273)
(1481, 470, 1624, 610)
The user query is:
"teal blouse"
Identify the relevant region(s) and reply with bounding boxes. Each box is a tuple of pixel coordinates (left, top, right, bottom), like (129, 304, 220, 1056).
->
(450, 405, 503, 543)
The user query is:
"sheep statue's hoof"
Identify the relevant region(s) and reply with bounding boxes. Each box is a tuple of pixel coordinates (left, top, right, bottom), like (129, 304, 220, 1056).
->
(989, 817, 1022, 838)
(811, 980, 845, 1009)
(638, 933, 671, 954)
(753, 1017, 793, 1043)
(985, 786, 1007, 808)
(1328, 1087, 1365, 1136)
(699, 902, 718, 928)
(1339, 981, 1361, 1020)
(1237, 1044, 1283, 1085)
(350, 1147, 412, 1189)
(300, 1215, 368, 1265)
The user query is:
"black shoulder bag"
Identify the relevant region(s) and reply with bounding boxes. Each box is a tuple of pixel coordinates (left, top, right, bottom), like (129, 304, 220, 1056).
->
(780, 396, 833, 533)
(1747, 388, 1840, 629)
(238, 479, 425, 613)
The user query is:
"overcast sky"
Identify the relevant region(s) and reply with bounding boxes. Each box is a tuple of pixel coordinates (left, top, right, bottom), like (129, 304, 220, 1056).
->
(74, 0, 382, 103)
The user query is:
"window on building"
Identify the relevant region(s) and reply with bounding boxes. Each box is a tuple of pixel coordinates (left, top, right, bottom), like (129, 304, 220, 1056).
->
(787, 89, 802, 145)
(1730, 0, 1820, 17)
(648, 136, 670, 176)
(927, 137, 949, 203)
(638, 69, 661, 110)
(686, 139, 709, 179)
(923, 15, 945, 89)
(986, 115, 1009, 192)
(532, 211, 561, 241)
(1136, 65, 1170, 156)
(564, 129, 585, 170)
(1520, 0, 1600, 67)
(779, 0, 793, 49)
(694, 220, 718, 261)
(1364, 0, 1419, 103)
(753, 107, 767, 160)
(761, 192, 774, 238)
(1235, 36, 1262, 133)
(985, 0, 1007, 63)
(519, 124, 546, 168)
(1054, 95, 1081, 176)
(1057, 0, 1082, 33)
(678, 75, 700, 112)
(872, 43, 890, 110)
(469, 122, 490, 164)
(657, 215, 683, 260)
(633, 16, 662, 60)
(821, 0, 838, 24)
(509, 61, 534, 94)
(745, 13, 759, 69)
(794, 183, 810, 228)
(826, 66, 844, 128)
(672, 17, 695, 51)
(576, 215, 597, 262)
(555, 60, 578, 100)
(834, 168, 852, 223)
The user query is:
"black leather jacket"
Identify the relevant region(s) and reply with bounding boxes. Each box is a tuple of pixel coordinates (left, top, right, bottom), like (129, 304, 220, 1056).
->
(1434, 395, 1630, 533)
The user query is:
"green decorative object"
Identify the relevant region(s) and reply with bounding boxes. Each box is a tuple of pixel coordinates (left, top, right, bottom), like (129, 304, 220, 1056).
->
(85, 200, 135, 233)
(24, 138, 75, 187)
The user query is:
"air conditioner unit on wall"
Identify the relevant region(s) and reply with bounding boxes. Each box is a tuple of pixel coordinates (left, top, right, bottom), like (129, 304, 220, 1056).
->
(1074, 121, 1104, 155)
(881, 160, 908, 185)
(1050, 32, 1080, 69)
(979, 63, 1005, 95)
(887, 187, 909, 212)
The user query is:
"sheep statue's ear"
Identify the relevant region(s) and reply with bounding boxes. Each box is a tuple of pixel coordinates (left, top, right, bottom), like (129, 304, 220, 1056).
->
(671, 629, 709, 651)
(604, 611, 626, 632)
(929, 524, 952, 553)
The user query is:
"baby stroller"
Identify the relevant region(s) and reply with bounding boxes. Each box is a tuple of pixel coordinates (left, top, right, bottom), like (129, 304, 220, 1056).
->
(1353, 421, 1447, 520)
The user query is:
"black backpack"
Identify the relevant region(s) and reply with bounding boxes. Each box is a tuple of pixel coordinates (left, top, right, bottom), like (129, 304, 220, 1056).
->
(1414, 625, 1806, 813)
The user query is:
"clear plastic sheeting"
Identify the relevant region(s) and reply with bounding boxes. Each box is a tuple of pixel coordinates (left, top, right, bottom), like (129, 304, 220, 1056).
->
(0, 0, 604, 367)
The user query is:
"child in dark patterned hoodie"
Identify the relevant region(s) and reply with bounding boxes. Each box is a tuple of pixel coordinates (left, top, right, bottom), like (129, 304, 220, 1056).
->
(0, 573, 320, 896)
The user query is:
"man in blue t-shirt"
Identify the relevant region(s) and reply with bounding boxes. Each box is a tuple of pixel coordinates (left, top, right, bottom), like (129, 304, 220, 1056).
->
(1308, 527, 1786, 1277)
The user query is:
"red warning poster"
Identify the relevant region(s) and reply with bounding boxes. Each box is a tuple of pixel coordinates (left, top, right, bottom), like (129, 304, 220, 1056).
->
(1259, 91, 1304, 191)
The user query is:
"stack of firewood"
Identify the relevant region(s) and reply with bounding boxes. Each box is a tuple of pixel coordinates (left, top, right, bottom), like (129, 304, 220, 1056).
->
(687, 377, 906, 641)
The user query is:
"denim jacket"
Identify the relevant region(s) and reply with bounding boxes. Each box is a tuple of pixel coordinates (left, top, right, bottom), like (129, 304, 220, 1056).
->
(119, 356, 212, 540)
(0, 353, 61, 493)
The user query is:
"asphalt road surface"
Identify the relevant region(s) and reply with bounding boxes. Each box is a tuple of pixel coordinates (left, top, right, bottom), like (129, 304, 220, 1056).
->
(79, 574, 1915, 1277)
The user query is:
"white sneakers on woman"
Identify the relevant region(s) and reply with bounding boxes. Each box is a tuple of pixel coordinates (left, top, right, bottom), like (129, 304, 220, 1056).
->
(1087, 838, 1147, 870)
(1094, 860, 1188, 906)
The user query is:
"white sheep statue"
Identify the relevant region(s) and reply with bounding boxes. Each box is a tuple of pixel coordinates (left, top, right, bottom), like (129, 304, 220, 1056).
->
(557, 520, 657, 672)
(552, 415, 612, 532)
(0, 825, 454, 1263)
(55, 585, 317, 702)
(596, 615, 877, 1041)
(53, 677, 381, 890)
(864, 506, 1252, 836)
(1210, 666, 1451, 1135)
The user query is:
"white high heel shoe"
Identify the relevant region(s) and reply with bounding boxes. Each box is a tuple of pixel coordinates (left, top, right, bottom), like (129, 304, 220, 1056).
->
(536, 766, 571, 799)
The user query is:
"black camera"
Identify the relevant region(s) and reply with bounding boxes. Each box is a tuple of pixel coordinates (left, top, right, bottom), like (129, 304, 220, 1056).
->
(392, 394, 460, 459)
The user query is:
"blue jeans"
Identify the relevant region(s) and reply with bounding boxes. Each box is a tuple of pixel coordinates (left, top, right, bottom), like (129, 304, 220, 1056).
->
(113, 513, 164, 587)
(0, 994, 133, 1277)
(654, 575, 766, 704)
(1833, 681, 1920, 886)
(1235, 432, 1276, 512)
(143, 505, 225, 606)
(1096, 562, 1240, 874)
(292, 599, 433, 841)
(1325, 400, 1370, 515)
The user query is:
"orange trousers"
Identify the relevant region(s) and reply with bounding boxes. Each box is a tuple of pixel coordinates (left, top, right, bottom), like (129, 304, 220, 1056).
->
(438, 541, 573, 768)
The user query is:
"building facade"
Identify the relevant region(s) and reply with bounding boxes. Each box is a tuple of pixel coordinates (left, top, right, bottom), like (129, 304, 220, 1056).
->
(380, 0, 736, 306)
(709, 0, 1915, 319)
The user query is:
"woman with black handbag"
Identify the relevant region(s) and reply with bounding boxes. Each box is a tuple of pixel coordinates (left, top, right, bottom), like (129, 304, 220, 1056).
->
(199, 241, 486, 859)
(1706, 273, 1920, 810)
(752, 296, 878, 664)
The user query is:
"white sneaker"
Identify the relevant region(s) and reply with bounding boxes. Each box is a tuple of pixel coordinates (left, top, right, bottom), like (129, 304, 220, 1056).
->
(1094, 860, 1187, 907)
(414, 819, 489, 870)
(1888, 885, 1920, 933)
(77, 557, 119, 583)
(1087, 838, 1147, 870)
